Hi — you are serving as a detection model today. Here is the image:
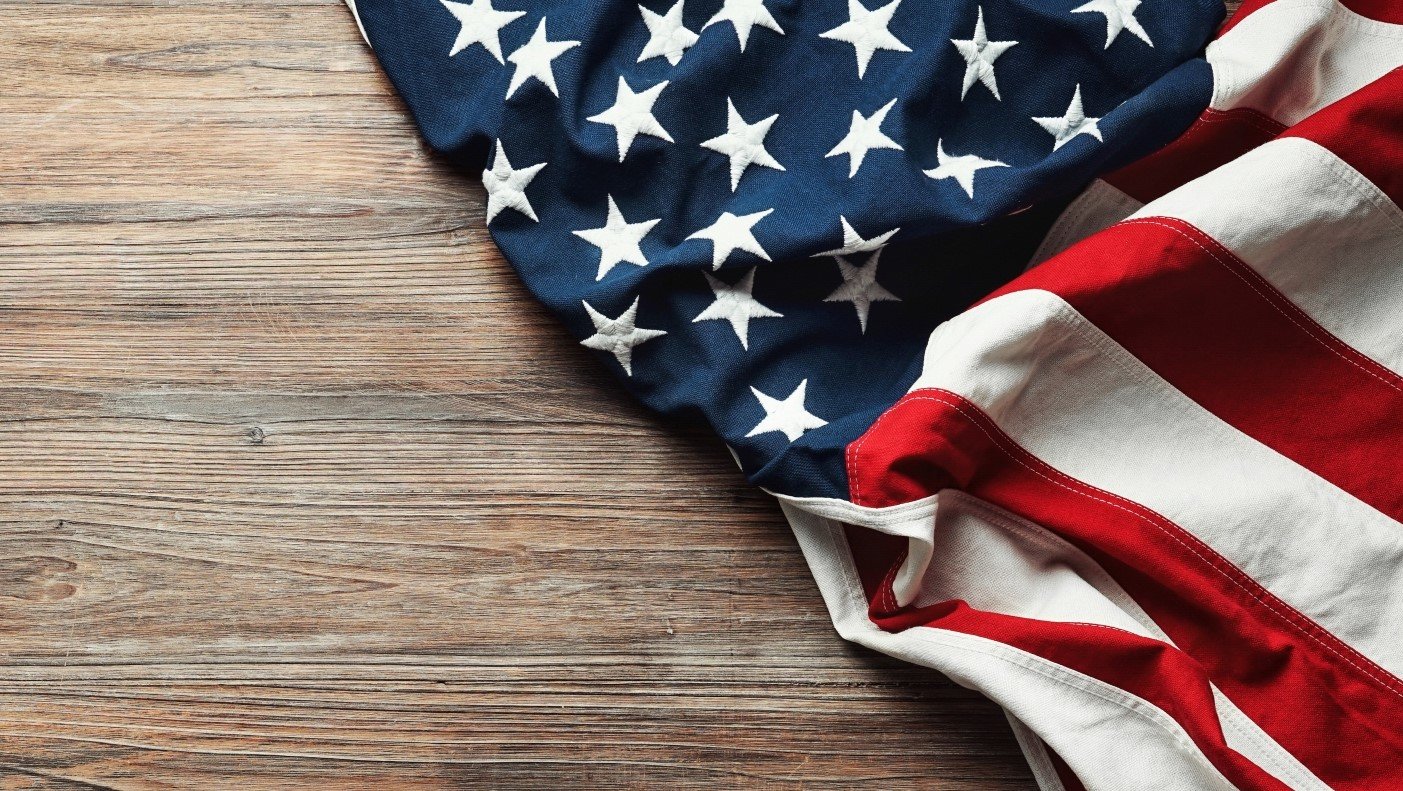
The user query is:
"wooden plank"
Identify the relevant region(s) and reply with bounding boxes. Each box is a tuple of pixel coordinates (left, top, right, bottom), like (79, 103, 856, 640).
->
(0, 2, 1038, 788)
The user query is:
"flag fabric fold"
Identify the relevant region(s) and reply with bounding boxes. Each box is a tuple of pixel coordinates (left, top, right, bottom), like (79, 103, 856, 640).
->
(344, 0, 1403, 787)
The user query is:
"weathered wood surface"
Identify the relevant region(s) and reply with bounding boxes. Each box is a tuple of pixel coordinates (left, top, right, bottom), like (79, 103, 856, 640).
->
(0, 3, 1040, 788)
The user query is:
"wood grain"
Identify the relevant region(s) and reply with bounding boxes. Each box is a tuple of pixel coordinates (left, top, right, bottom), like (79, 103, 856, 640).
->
(0, 2, 1039, 788)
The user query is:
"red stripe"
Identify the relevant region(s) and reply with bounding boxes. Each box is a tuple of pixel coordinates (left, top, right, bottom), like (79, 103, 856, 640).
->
(844, 533, 1288, 791)
(987, 217, 1403, 522)
(1103, 108, 1284, 203)
(845, 390, 1403, 789)
(1220, 0, 1403, 35)
(1002, 68, 1403, 521)
(1282, 66, 1403, 205)
(1106, 36, 1403, 205)
(901, 611, 1290, 791)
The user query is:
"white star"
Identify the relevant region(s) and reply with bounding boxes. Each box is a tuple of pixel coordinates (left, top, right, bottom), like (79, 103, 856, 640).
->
(1072, 0, 1153, 49)
(1033, 84, 1103, 151)
(950, 6, 1018, 100)
(923, 139, 1008, 198)
(580, 298, 667, 376)
(440, 0, 526, 62)
(692, 268, 783, 350)
(824, 251, 900, 333)
(700, 99, 785, 192)
(813, 216, 899, 257)
(572, 195, 661, 280)
(746, 379, 827, 442)
(587, 76, 674, 162)
(819, 0, 911, 79)
(686, 208, 774, 269)
(505, 18, 580, 99)
(826, 98, 904, 178)
(702, 0, 785, 52)
(482, 142, 546, 224)
(638, 1, 699, 65)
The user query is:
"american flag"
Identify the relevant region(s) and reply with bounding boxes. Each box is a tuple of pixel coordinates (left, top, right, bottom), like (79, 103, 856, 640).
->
(346, 0, 1403, 787)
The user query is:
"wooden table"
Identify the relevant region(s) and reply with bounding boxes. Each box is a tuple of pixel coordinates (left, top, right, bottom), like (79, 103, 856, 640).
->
(0, 3, 1037, 787)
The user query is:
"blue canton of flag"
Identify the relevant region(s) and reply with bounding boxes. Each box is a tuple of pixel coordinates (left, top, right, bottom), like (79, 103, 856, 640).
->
(349, 0, 1223, 499)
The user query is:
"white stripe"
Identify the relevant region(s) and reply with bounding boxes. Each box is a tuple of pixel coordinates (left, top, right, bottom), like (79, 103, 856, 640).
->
(344, 0, 371, 47)
(908, 289, 1403, 680)
(916, 494, 1329, 790)
(781, 501, 1247, 791)
(1025, 0, 1403, 273)
(1208, 0, 1403, 124)
(1028, 180, 1143, 269)
(789, 490, 1329, 790)
(1130, 136, 1403, 376)
(907, 492, 1159, 629)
